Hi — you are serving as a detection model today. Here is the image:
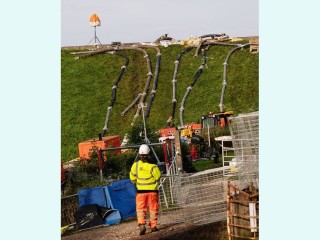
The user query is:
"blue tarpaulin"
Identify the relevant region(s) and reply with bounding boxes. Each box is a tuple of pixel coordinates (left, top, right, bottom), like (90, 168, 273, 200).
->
(78, 186, 107, 208)
(104, 179, 136, 219)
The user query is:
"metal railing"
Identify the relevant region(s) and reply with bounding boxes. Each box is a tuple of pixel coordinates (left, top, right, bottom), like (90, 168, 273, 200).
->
(158, 168, 228, 225)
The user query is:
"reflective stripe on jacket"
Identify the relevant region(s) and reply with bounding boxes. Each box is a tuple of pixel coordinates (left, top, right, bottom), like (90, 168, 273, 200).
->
(130, 160, 161, 191)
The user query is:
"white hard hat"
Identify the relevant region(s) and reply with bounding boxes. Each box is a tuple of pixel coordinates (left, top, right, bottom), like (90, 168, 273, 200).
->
(139, 144, 150, 155)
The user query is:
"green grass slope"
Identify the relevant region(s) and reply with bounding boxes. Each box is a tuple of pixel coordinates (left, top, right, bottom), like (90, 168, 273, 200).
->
(61, 42, 259, 162)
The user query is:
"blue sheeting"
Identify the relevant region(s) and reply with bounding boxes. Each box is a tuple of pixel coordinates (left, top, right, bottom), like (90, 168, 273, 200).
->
(104, 179, 137, 220)
(77, 180, 136, 221)
(78, 186, 107, 208)
(104, 209, 121, 225)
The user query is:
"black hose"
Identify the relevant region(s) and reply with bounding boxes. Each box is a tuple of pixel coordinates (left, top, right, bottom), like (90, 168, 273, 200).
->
(102, 52, 129, 135)
(199, 33, 227, 39)
(145, 47, 161, 118)
(131, 49, 153, 123)
(179, 49, 207, 126)
(75, 49, 130, 136)
(108, 52, 129, 107)
(219, 43, 254, 112)
(170, 103, 176, 120)
(167, 47, 193, 126)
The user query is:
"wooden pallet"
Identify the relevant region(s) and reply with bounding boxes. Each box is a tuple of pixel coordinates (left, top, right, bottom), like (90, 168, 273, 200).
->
(249, 38, 259, 53)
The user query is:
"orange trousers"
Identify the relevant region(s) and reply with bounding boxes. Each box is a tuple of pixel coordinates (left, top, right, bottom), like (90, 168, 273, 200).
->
(136, 192, 159, 228)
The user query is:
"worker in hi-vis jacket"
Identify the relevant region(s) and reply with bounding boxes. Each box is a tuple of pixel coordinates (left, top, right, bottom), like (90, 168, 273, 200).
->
(130, 144, 161, 236)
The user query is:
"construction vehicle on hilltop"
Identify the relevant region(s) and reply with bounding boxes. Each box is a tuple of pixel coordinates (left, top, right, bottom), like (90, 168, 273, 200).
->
(201, 111, 233, 129)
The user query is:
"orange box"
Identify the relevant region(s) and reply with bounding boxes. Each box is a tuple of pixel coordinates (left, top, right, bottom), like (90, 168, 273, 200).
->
(159, 127, 176, 137)
(78, 135, 121, 159)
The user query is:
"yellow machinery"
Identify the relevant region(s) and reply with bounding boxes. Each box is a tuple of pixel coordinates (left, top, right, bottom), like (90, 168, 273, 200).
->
(201, 111, 233, 129)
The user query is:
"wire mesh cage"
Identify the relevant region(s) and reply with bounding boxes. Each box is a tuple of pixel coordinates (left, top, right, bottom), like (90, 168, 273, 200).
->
(158, 168, 228, 225)
(61, 194, 79, 226)
(225, 112, 259, 239)
(228, 111, 259, 190)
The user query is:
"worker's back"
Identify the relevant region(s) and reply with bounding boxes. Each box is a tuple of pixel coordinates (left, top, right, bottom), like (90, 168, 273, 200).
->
(130, 160, 161, 191)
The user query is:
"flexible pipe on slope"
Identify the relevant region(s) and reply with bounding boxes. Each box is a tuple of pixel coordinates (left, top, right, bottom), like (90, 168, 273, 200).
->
(75, 46, 152, 131)
(144, 46, 161, 119)
(179, 49, 207, 127)
(168, 41, 241, 126)
(167, 47, 193, 127)
(120, 94, 141, 116)
(194, 41, 258, 112)
(78, 45, 153, 122)
(129, 48, 153, 125)
(102, 52, 129, 135)
(219, 43, 256, 112)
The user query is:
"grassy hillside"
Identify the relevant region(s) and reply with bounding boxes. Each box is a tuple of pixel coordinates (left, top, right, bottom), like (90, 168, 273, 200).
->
(61, 42, 259, 162)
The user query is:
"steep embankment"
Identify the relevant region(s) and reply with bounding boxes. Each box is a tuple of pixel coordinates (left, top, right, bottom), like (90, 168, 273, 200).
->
(61, 41, 259, 162)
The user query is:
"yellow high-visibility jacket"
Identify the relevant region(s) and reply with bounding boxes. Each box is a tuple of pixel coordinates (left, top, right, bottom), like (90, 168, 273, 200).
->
(130, 160, 161, 191)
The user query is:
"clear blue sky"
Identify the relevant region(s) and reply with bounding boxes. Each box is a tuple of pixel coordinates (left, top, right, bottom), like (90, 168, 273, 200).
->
(62, 0, 258, 46)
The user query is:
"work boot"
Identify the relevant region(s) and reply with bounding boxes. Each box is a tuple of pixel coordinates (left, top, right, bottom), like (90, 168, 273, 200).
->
(151, 227, 159, 232)
(139, 224, 146, 236)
